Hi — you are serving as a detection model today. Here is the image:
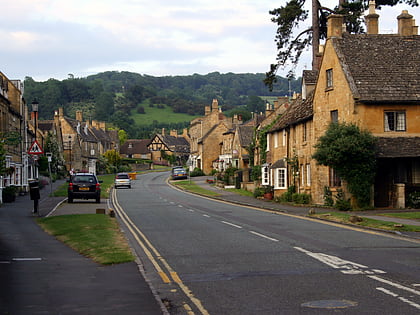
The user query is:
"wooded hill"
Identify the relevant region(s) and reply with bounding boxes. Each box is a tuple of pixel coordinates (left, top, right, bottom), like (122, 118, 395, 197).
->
(23, 71, 301, 138)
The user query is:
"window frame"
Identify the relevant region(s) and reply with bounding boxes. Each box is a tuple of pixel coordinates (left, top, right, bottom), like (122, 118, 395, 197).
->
(384, 110, 406, 132)
(326, 68, 333, 89)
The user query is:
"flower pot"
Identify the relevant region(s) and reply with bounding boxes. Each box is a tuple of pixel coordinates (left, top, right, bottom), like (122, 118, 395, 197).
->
(264, 192, 273, 200)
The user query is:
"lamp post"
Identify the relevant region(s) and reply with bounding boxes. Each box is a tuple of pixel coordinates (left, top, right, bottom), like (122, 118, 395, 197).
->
(31, 99, 38, 142)
(68, 135, 72, 175)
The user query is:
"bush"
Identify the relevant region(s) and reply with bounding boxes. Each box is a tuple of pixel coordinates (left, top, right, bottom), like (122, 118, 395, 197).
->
(253, 187, 265, 198)
(407, 191, 420, 209)
(335, 189, 352, 211)
(190, 167, 205, 177)
(323, 186, 334, 207)
(292, 193, 311, 204)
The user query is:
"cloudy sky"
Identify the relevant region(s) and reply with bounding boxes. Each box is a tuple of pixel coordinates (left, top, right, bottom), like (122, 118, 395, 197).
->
(2, 0, 419, 82)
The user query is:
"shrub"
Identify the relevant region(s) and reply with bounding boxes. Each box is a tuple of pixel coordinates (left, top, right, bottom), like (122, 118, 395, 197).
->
(335, 188, 352, 211)
(253, 187, 265, 198)
(407, 191, 420, 209)
(190, 167, 205, 177)
(292, 193, 311, 204)
(323, 186, 334, 207)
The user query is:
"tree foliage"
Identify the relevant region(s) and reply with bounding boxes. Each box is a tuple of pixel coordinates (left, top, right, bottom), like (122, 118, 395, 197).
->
(265, 0, 419, 90)
(312, 122, 377, 208)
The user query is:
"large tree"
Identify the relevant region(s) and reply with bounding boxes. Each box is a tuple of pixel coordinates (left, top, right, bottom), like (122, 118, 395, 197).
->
(265, 0, 418, 90)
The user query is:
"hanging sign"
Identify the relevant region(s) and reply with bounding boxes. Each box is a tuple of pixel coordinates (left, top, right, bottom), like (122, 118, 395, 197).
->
(28, 140, 44, 155)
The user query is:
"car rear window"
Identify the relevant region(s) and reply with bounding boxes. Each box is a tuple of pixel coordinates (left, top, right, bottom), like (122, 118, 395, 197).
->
(73, 175, 96, 183)
(116, 174, 129, 179)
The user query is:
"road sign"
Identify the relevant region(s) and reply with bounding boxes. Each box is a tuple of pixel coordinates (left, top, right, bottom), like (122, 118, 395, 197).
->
(28, 140, 44, 155)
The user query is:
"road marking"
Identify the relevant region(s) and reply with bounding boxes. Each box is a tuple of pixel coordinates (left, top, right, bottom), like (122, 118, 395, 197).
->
(112, 189, 210, 315)
(368, 275, 420, 296)
(249, 231, 279, 242)
(294, 247, 385, 275)
(178, 205, 183, 208)
(221, 221, 242, 229)
(377, 287, 420, 310)
(188, 209, 195, 212)
(12, 258, 42, 261)
(203, 214, 210, 218)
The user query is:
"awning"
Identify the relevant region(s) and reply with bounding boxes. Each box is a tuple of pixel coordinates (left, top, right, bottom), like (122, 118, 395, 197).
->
(270, 159, 286, 169)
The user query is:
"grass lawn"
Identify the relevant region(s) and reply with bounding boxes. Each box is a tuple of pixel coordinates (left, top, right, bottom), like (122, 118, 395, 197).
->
(311, 212, 420, 232)
(172, 180, 221, 197)
(131, 102, 199, 126)
(376, 212, 420, 220)
(37, 214, 135, 265)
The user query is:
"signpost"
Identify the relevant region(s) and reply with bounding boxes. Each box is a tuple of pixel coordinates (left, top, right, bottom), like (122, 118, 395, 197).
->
(28, 140, 43, 215)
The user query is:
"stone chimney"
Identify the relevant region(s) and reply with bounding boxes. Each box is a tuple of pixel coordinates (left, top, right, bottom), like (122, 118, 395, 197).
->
(170, 129, 177, 137)
(365, 0, 379, 34)
(205, 106, 211, 116)
(211, 99, 219, 112)
(58, 107, 64, 118)
(161, 128, 165, 136)
(398, 10, 415, 36)
(327, 14, 344, 38)
(76, 110, 83, 122)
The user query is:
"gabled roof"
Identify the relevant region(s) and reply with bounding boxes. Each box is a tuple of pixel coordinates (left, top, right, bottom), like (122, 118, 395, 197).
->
(65, 117, 98, 142)
(302, 70, 318, 84)
(120, 139, 151, 155)
(269, 91, 314, 132)
(152, 134, 190, 153)
(333, 34, 420, 103)
(90, 127, 111, 142)
(237, 125, 254, 147)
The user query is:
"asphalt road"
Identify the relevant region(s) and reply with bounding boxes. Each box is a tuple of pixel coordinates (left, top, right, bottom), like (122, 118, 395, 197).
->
(113, 171, 420, 315)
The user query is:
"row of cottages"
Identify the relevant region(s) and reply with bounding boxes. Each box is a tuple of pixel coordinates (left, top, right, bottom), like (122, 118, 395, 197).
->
(189, 98, 288, 175)
(264, 8, 420, 208)
(0, 72, 32, 188)
(40, 108, 118, 174)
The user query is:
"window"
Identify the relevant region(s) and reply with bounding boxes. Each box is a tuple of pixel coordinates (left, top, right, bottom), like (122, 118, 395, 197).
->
(275, 168, 287, 189)
(330, 110, 338, 123)
(329, 168, 341, 187)
(306, 164, 311, 186)
(262, 165, 270, 186)
(326, 69, 333, 89)
(266, 133, 270, 151)
(274, 132, 278, 148)
(282, 130, 287, 146)
(301, 164, 305, 186)
(302, 123, 307, 142)
(384, 111, 406, 131)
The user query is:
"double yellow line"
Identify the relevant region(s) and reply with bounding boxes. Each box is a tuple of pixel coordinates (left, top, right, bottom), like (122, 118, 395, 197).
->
(110, 189, 210, 315)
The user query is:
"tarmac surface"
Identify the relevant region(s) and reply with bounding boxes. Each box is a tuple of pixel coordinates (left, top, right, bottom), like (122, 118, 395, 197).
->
(0, 174, 419, 314)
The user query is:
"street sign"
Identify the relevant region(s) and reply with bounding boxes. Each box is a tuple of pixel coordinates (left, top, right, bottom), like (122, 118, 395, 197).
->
(28, 140, 44, 155)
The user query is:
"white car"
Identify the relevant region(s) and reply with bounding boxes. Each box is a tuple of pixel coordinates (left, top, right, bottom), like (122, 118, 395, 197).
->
(114, 173, 131, 189)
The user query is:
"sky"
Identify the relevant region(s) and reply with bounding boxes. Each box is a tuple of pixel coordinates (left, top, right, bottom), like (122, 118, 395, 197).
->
(1, 0, 419, 82)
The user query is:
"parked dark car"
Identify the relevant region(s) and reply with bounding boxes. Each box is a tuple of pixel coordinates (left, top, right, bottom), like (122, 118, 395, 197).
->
(171, 168, 188, 180)
(68, 173, 101, 203)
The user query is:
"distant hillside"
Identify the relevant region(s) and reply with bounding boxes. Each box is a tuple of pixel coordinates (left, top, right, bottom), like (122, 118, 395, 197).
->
(23, 71, 301, 138)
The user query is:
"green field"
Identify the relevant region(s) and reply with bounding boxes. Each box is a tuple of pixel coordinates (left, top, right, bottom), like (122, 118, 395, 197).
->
(131, 102, 199, 127)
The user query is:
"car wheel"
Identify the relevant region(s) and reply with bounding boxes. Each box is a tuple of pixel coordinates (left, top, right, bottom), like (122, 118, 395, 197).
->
(96, 196, 101, 203)
(128, 185, 131, 189)
(68, 196, 73, 203)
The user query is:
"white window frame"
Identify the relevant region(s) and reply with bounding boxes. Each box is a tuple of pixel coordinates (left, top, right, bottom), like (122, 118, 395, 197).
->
(306, 164, 311, 186)
(262, 165, 270, 186)
(266, 133, 270, 152)
(282, 130, 287, 146)
(301, 164, 305, 186)
(274, 132, 278, 148)
(274, 168, 287, 189)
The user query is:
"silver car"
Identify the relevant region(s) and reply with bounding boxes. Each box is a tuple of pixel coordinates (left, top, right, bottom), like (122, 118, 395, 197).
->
(114, 172, 131, 189)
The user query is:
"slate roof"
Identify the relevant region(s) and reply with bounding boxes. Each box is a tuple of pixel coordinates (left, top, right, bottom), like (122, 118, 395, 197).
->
(160, 135, 190, 153)
(120, 139, 151, 155)
(376, 137, 420, 158)
(65, 117, 97, 142)
(302, 70, 318, 84)
(238, 125, 254, 147)
(269, 91, 314, 132)
(333, 34, 420, 103)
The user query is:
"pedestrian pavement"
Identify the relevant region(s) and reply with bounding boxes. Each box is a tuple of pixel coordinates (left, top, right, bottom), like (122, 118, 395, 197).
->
(0, 179, 166, 315)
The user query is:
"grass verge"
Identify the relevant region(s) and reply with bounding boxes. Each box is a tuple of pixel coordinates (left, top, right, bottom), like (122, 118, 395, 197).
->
(37, 214, 135, 265)
(311, 212, 420, 232)
(171, 180, 221, 197)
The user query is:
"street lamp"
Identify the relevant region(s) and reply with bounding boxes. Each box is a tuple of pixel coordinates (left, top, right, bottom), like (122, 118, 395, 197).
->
(68, 135, 72, 174)
(31, 99, 39, 141)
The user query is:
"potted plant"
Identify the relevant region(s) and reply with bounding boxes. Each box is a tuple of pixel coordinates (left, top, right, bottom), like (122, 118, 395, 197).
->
(263, 185, 274, 200)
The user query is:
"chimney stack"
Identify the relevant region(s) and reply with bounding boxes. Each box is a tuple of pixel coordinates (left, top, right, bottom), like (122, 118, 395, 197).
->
(76, 110, 83, 122)
(398, 10, 414, 36)
(211, 99, 219, 112)
(327, 14, 344, 38)
(365, 0, 379, 34)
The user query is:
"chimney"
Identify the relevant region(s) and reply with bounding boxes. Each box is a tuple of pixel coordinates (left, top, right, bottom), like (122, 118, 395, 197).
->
(398, 10, 414, 36)
(211, 99, 218, 112)
(58, 107, 64, 118)
(161, 128, 165, 136)
(170, 129, 177, 137)
(365, 0, 379, 34)
(327, 14, 344, 38)
(205, 106, 210, 116)
(76, 110, 83, 122)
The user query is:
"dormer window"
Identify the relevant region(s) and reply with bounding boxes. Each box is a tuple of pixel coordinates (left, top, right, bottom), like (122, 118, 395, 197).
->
(128, 143, 133, 149)
(326, 68, 333, 89)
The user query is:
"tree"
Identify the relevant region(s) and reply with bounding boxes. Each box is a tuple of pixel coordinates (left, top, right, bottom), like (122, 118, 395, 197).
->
(104, 149, 121, 173)
(312, 122, 377, 208)
(246, 95, 265, 113)
(265, 0, 419, 90)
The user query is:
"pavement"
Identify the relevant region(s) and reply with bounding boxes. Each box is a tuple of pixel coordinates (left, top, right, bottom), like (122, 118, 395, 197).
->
(1, 175, 419, 314)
